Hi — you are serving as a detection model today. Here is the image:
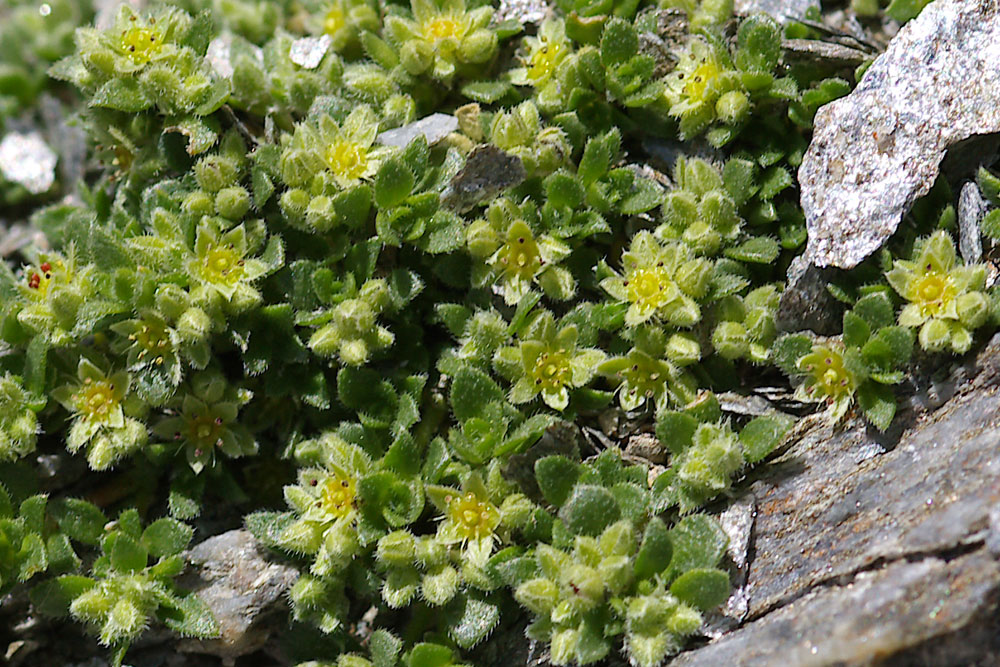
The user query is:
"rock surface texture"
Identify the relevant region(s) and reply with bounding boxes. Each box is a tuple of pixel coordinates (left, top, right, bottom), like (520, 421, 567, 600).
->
(179, 529, 299, 661)
(799, 0, 1000, 269)
(668, 333, 1000, 666)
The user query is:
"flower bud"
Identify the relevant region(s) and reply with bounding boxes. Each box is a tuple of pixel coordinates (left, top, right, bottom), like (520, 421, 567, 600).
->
(177, 307, 212, 343)
(515, 577, 559, 615)
(400, 40, 433, 75)
(459, 29, 498, 64)
(280, 188, 310, 225)
(675, 258, 712, 298)
(666, 333, 701, 366)
(712, 321, 749, 360)
(715, 90, 750, 125)
(377, 531, 416, 567)
(182, 190, 214, 218)
(194, 155, 238, 193)
(918, 318, 951, 352)
(681, 220, 721, 255)
(215, 186, 252, 221)
(668, 603, 703, 636)
(957, 291, 989, 329)
(306, 195, 336, 232)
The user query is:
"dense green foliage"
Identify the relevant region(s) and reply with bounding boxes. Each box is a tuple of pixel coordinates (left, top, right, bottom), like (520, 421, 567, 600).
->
(0, 0, 993, 665)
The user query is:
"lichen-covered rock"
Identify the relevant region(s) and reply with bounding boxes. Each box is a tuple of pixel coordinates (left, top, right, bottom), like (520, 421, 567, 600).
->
(800, 0, 1000, 269)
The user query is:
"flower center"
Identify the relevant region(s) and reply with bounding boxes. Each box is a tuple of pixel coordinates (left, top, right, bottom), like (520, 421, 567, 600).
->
(498, 232, 542, 280)
(802, 347, 854, 401)
(323, 5, 346, 35)
(625, 267, 675, 310)
(130, 320, 170, 365)
(202, 245, 245, 286)
(447, 491, 500, 541)
(187, 414, 224, 448)
(531, 350, 570, 393)
(527, 42, 565, 83)
(915, 272, 953, 316)
(121, 26, 163, 65)
(683, 60, 721, 103)
(622, 358, 665, 399)
(423, 17, 461, 42)
(320, 473, 356, 519)
(325, 141, 369, 182)
(76, 381, 119, 422)
(24, 260, 61, 298)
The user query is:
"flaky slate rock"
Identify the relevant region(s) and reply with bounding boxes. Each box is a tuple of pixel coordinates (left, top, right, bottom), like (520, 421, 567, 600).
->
(671, 551, 1000, 666)
(178, 530, 299, 660)
(800, 0, 1000, 269)
(669, 333, 1000, 665)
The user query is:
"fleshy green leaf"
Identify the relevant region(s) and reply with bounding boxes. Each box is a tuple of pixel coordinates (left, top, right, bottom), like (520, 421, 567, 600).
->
(670, 568, 731, 611)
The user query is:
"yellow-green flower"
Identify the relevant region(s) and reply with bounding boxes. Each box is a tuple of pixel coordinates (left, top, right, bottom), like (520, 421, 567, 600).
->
(662, 37, 747, 140)
(887, 231, 990, 353)
(600, 232, 707, 328)
(153, 386, 256, 474)
(189, 222, 268, 303)
(280, 106, 390, 190)
(793, 342, 857, 421)
(428, 473, 505, 567)
(51, 358, 147, 470)
(384, 0, 496, 83)
(510, 19, 571, 88)
(276, 436, 372, 573)
(499, 312, 606, 411)
(313, 0, 378, 54)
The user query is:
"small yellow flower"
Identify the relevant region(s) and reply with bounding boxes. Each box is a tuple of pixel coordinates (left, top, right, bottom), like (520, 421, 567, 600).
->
(324, 141, 370, 184)
(495, 224, 543, 283)
(682, 60, 722, 104)
(201, 243, 245, 288)
(910, 270, 955, 319)
(624, 266, 678, 314)
(120, 23, 164, 65)
(128, 319, 170, 365)
(797, 344, 855, 404)
(526, 41, 566, 84)
(323, 5, 346, 35)
(446, 490, 500, 542)
(600, 232, 702, 328)
(75, 378, 122, 424)
(530, 349, 571, 396)
(320, 471, 357, 519)
(422, 15, 463, 42)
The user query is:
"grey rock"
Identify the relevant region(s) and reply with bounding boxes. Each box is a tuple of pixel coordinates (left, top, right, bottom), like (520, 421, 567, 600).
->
(377, 113, 459, 148)
(495, 0, 551, 25)
(800, 0, 1000, 269)
(440, 145, 526, 213)
(958, 180, 987, 264)
(178, 530, 298, 660)
(703, 494, 756, 637)
(288, 34, 332, 70)
(776, 254, 842, 335)
(671, 551, 1000, 667)
(734, 0, 818, 23)
(670, 333, 1000, 665)
(717, 391, 777, 417)
(782, 38, 870, 67)
(624, 433, 665, 464)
